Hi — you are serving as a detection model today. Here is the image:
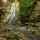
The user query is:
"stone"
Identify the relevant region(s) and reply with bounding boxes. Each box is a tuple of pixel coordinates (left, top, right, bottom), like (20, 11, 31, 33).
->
(0, 38, 6, 40)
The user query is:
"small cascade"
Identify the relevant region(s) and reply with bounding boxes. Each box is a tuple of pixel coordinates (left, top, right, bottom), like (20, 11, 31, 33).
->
(0, 0, 19, 32)
(6, 4, 16, 31)
(6, 0, 19, 31)
(8, 4, 16, 25)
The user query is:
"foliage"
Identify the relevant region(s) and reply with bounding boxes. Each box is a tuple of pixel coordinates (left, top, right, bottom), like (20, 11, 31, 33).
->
(19, 0, 37, 24)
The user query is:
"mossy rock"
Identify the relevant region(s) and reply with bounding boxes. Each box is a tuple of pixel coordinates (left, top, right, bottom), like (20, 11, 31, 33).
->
(6, 35, 19, 40)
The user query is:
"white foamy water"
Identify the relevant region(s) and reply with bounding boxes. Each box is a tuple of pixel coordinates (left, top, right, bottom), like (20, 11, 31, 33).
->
(8, 3, 16, 25)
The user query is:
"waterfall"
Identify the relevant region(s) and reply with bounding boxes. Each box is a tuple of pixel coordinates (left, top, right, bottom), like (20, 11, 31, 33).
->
(8, 4, 16, 25)
(6, 3, 16, 31)
(6, 0, 19, 31)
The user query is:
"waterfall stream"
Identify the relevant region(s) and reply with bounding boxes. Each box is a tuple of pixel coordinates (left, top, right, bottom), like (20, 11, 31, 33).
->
(8, 6, 16, 25)
(6, 4, 16, 31)
(6, 1, 19, 31)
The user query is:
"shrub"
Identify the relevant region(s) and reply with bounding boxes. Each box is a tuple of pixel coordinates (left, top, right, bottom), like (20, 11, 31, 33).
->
(19, 0, 37, 24)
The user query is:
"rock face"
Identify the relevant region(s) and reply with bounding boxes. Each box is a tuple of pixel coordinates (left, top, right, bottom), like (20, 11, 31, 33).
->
(0, 0, 19, 25)
(0, 0, 20, 36)
(30, 1, 40, 22)
(0, 0, 11, 24)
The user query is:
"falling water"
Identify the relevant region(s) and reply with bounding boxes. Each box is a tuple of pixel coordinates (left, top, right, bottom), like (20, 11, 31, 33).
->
(6, 0, 19, 31)
(8, 6, 16, 25)
(6, 4, 16, 31)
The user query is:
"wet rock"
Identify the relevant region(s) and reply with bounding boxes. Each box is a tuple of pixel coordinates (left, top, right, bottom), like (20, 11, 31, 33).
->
(29, 32, 40, 40)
